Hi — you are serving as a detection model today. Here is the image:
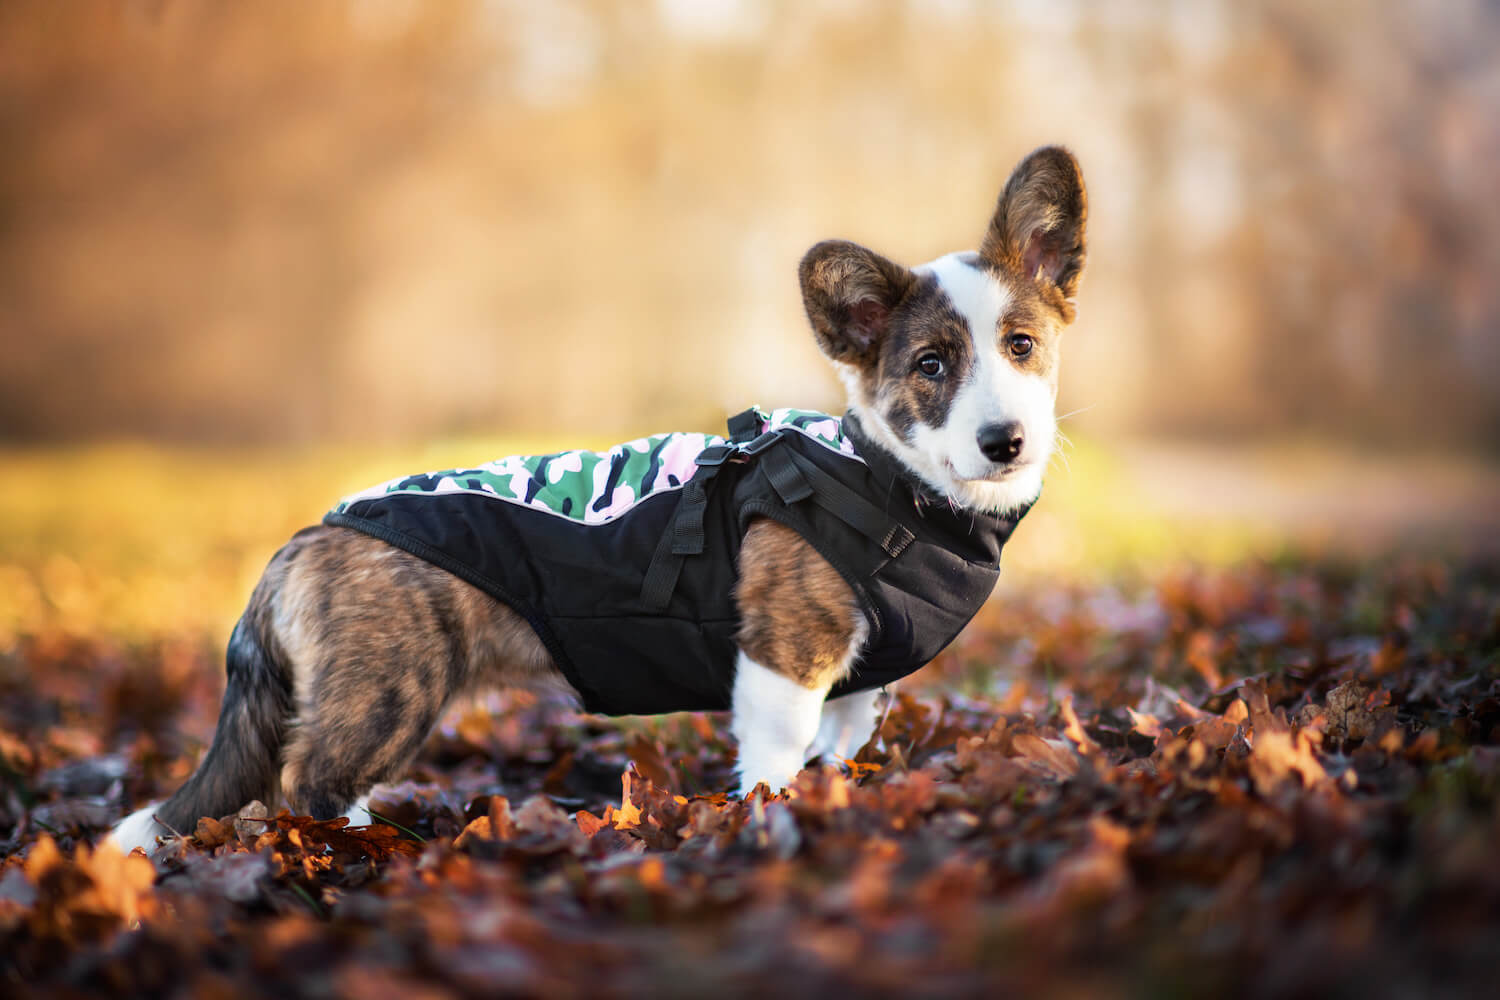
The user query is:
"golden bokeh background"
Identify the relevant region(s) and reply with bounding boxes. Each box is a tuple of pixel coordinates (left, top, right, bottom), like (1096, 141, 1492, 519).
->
(7, 0, 1499, 445)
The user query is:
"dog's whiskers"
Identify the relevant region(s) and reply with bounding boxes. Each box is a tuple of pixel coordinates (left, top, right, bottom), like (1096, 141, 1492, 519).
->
(1049, 426, 1075, 474)
(1055, 404, 1096, 423)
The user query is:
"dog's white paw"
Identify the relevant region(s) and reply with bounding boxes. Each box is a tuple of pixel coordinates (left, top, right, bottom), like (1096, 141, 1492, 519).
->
(339, 794, 374, 827)
(735, 748, 808, 795)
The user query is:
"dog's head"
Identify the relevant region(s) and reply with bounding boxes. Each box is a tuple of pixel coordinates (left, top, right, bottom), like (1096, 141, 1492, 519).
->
(800, 146, 1087, 514)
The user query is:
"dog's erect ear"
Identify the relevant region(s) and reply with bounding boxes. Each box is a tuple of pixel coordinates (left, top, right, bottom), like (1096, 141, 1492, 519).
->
(799, 240, 916, 367)
(980, 146, 1087, 321)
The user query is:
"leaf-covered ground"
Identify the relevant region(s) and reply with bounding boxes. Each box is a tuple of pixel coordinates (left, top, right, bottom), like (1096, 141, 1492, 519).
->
(3, 552, 1498, 997)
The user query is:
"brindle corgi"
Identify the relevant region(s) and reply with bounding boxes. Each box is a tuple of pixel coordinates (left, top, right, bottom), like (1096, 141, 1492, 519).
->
(109, 146, 1086, 854)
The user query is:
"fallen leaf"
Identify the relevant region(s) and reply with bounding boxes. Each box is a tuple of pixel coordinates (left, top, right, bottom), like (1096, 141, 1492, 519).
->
(1011, 733, 1081, 779)
(1126, 707, 1162, 740)
(1060, 696, 1101, 756)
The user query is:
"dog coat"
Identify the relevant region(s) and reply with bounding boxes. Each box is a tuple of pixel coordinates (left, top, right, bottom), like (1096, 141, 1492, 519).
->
(325, 408, 1030, 716)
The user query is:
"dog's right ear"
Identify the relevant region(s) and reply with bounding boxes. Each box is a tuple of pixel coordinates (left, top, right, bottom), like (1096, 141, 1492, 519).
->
(799, 240, 915, 368)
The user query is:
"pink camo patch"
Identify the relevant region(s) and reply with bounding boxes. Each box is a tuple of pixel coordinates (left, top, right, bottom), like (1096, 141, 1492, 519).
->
(652, 433, 716, 493)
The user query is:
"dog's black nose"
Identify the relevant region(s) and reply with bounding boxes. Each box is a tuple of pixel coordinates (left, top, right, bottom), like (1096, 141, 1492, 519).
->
(977, 421, 1024, 463)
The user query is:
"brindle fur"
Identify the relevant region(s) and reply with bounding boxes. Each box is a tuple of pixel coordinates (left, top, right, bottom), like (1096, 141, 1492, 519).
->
(734, 520, 862, 690)
(870, 277, 977, 442)
(155, 525, 564, 825)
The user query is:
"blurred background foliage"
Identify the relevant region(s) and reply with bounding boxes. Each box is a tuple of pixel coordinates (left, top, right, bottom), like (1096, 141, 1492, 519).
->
(4, 0, 1498, 447)
(1, 0, 1497, 642)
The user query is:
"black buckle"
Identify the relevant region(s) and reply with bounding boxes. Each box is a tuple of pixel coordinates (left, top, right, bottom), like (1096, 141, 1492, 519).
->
(741, 430, 783, 456)
(694, 444, 735, 467)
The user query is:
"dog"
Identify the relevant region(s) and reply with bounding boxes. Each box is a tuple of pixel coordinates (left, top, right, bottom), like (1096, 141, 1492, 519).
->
(109, 146, 1086, 855)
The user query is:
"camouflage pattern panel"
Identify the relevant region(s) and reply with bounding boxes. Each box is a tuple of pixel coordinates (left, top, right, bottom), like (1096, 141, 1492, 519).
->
(755, 408, 859, 459)
(331, 407, 861, 525)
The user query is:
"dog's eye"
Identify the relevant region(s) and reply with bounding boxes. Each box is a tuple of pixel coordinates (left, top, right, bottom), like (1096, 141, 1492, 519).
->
(1006, 333, 1035, 359)
(916, 353, 944, 378)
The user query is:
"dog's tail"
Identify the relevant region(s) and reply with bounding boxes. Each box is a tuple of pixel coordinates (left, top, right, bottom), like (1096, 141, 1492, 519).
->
(107, 616, 292, 854)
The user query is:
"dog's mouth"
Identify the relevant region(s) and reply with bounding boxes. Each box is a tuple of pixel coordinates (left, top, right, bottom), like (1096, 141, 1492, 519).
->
(943, 458, 1034, 484)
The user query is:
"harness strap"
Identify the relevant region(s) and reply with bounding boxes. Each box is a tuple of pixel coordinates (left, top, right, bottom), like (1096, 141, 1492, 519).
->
(640, 441, 735, 610)
(639, 408, 914, 610)
(761, 440, 813, 503)
(639, 527, 686, 611)
(759, 446, 915, 559)
(670, 478, 710, 555)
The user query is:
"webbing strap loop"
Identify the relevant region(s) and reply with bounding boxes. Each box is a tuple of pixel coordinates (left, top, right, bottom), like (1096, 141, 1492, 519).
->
(762, 445, 813, 504)
(726, 407, 763, 444)
(671, 478, 711, 555)
(742, 430, 782, 456)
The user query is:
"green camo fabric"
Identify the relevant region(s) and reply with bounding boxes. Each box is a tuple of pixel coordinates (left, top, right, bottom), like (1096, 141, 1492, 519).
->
(332, 408, 859, 525)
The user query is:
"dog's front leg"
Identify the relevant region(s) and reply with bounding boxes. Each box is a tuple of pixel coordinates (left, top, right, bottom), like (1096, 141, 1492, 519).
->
(732, 519, 868, 793)
(730, 653, 830, 793)
(808, 688, 882, 764)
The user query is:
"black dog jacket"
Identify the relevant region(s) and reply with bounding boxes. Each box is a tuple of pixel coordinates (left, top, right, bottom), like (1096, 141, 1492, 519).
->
(324, 408, 1030, 716)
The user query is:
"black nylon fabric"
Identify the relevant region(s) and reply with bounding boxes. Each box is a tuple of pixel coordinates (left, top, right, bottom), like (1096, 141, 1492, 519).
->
(324, 412, 1029, 716)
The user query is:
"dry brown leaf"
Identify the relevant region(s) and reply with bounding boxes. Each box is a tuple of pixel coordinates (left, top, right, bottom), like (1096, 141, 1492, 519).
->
(24, 836, 158, 940)
(511, 796, 579, 841)
(1187, 716, 1241, 752)
(1060, 696, 1102, 756)
(1127, 707, 1163, 739)
(192, 816, 235, 850)
(613, 771, 644, 830)
(1249, 729, 1329, 793)
(1011, 733, 1081, 779)
(488, 795, 517, 839)
(575, 809, 608, 838)
(1186, 630, 1225, 688)
(1241, 678, 1288, 736)
(452, 815, 493, 849)
(1323, 680, 1397, 743)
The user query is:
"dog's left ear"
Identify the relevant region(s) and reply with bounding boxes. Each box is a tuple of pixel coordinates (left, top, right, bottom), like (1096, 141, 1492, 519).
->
(799, 240, 916, 369)
(980, 146, 1088, 321)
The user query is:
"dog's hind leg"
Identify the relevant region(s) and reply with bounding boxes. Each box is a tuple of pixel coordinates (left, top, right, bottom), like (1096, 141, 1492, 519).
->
(280, 702, 434, 821)
(107, 546, 300, 855)
(109, 525, 566, 850)
(275, 526, 565, 819)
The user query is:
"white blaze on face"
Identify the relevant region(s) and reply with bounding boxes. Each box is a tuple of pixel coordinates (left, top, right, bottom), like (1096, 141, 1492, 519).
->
(908, 252, 1056, 513)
